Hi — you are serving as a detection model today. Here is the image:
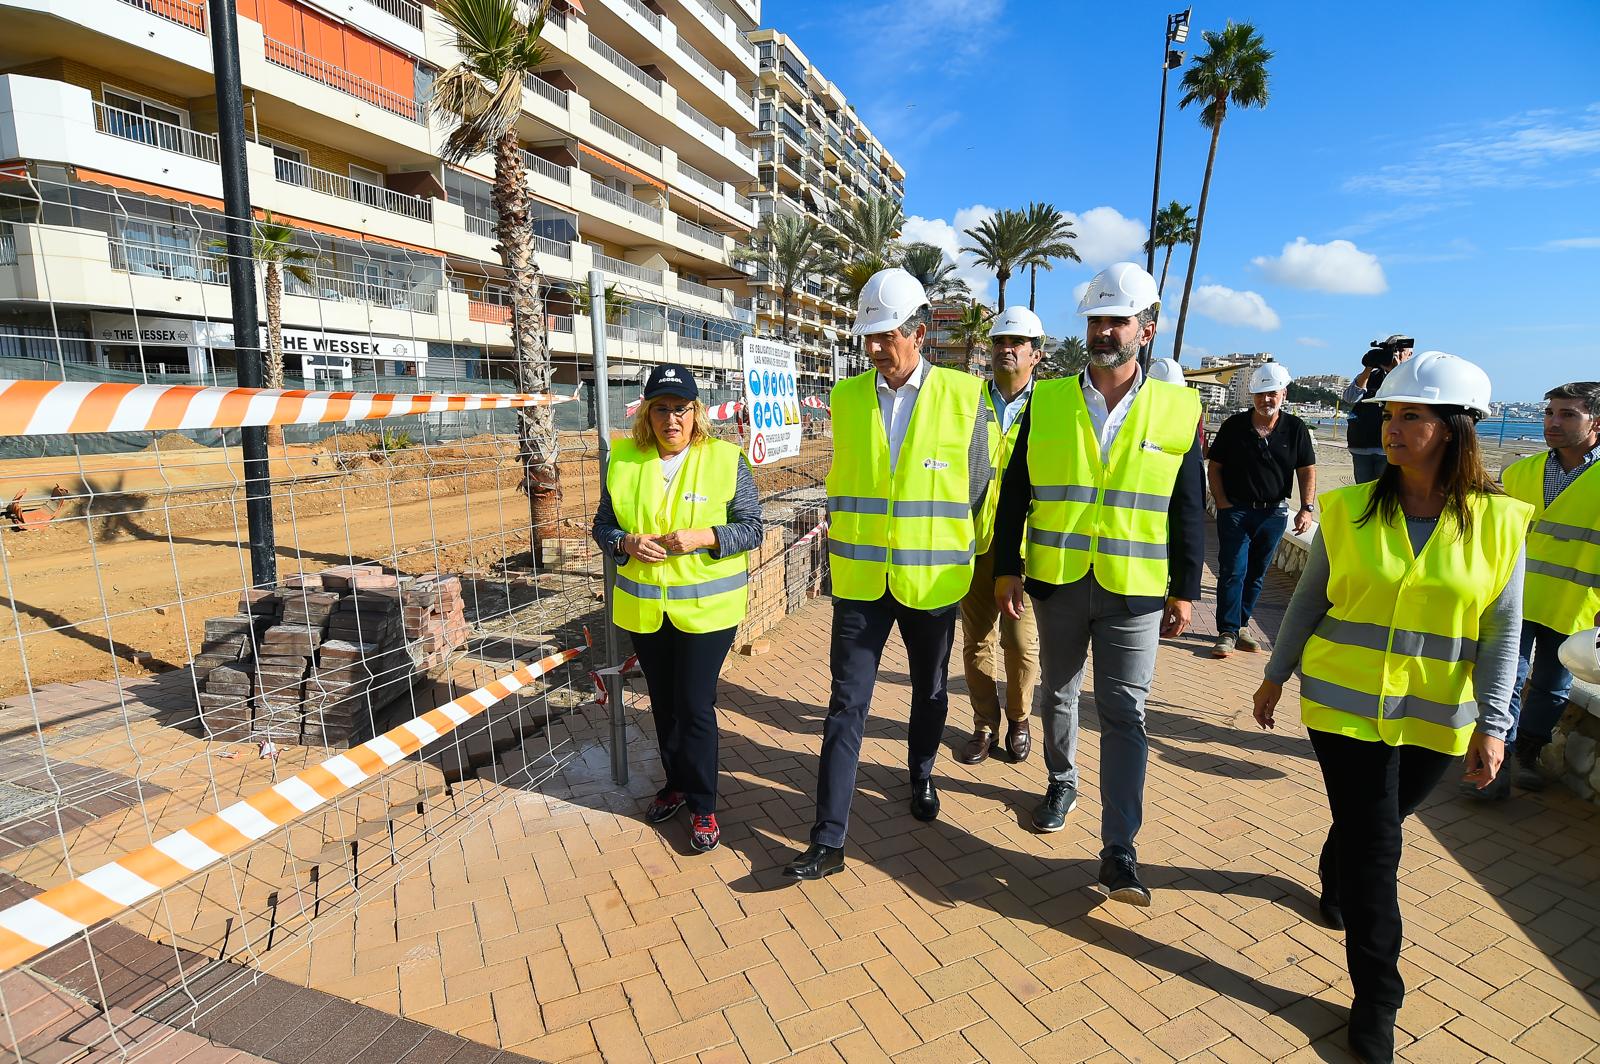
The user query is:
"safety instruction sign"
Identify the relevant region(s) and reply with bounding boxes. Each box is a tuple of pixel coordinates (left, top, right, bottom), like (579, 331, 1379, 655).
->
(742, 336, 800, 466)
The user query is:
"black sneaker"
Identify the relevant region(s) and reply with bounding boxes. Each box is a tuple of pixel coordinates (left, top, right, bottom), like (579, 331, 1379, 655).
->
(1030, 782, 1076, 833)
(1095, 849, 1151, 907)
(1514, 741, 1547, 792)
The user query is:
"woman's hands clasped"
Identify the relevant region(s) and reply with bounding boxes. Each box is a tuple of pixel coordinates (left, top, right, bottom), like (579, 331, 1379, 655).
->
(623, 528, 716, 562)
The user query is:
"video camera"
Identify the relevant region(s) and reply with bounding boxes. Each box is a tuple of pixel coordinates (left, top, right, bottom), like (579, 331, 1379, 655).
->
(1361, 333, 1414, 370)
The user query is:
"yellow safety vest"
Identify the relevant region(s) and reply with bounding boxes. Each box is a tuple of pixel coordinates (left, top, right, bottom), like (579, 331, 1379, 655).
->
(1023, 375, 1199, 597)
(974, 384, 1029, 557)
(606, 436, 749, 634)
(1299, 483, 1531, 756)
(826, 365, 983, 610)
(1503, 454, 1600, 635)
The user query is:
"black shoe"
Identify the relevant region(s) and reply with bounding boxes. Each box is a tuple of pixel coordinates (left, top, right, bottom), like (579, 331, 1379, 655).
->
(909, 778, 940, 822)
(1030, 781, 1076, 833)
(1515, 739, 1548, 792)
(783, 843, 844, 880)
(1095, 849, 1151, 907)
(1347, 1001, 1397, 1063)
(1462, 765, 1511, 801)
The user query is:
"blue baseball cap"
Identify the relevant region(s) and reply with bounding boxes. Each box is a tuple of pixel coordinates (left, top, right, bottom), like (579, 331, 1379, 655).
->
(643, 363, 698, 400)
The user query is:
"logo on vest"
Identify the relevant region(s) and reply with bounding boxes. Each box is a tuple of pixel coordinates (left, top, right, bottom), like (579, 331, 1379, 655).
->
(682, 491, 708, 503)
(1140, 440, 1163, 453)
(922, 458, 950, 470)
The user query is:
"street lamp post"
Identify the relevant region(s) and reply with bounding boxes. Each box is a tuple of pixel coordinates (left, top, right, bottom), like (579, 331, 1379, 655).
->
(1144, 8, 1191, 280)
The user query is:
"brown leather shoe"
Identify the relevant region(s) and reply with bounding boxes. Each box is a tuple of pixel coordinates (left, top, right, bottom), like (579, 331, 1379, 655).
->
(1006, 720, 1032, 763)
(958, 729, 993, 765)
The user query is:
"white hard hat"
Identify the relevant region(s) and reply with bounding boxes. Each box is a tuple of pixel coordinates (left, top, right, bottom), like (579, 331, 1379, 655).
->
(1559, 628, 1600, 685)
(1363, 350, 1492, 418)
(1249, 362, 1292, 394)
(851, 267, 929, 337)
(1077, 262, 1160, 318)
(990, 305, 1044, 339)
(1148, 358, 1185, 384)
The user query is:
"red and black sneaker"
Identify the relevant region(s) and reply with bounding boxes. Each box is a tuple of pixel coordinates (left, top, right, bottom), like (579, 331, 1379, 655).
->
(645, 790, 686, 824)
(689, 813, 720, 852)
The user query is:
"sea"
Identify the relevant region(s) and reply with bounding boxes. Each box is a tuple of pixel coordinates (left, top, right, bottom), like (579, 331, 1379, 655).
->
(1301, 414, 1547, 446)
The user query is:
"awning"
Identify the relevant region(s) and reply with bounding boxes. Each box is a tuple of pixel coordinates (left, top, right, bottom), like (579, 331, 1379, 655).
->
(578, 144, 665, 191)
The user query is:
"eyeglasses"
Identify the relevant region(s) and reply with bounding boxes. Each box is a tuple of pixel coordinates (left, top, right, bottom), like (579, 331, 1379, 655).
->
(651, 404, 694, 420)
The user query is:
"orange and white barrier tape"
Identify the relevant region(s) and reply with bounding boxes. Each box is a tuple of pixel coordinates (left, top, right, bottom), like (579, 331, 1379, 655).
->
(800, 395, 829, 413)
(792, 517, 828, 548)
(0, 380, 575, 438)
(0, 641, 585, 971)
(623, 396, 743, 421)
(586, 653, 640, 707)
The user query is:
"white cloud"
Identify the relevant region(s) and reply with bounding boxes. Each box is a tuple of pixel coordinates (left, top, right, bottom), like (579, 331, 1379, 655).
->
(849, 0, 1005, 71)
(1071, 280, 1092, 306)
(1345, 103, 1600, 195)
(1062, 207, 1148, 269)
(1253, 237, 1387, 295)
(1296, 337, 1329, 348)
(901, 204, 996, 303)
(1532, 236, 1600, 251)
(1190, 285, 1281, 331)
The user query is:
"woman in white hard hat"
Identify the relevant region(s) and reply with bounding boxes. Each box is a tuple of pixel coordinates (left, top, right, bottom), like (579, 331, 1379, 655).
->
(1249, 351, 1530, 1062)
(592, 364, 764, 853)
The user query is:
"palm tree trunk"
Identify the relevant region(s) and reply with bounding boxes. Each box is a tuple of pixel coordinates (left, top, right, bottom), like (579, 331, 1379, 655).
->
(495, 129, 556, 566)
(1173, 110, 1224, 362)
(996, 272, 1008, 312)
(265, 263, 284, 451)
(1159, 244, 1176, 303)
(1029, 263, 1038, 312)
(781, 289, 791, 339)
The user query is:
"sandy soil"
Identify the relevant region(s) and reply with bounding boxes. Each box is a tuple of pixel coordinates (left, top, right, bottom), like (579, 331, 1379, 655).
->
(0, 432, 831, 698)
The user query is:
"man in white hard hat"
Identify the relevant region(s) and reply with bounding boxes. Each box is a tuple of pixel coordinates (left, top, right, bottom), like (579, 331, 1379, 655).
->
(1485, 380, 1600, 798)
(1207, 361, 1318, 657)
(957, 305, 1043, 766)
(990, 262, 1205, 905)
(784, 268, 991, 880)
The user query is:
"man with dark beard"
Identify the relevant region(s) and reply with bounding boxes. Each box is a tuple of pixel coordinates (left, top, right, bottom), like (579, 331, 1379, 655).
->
(989, 262, 1206, 905)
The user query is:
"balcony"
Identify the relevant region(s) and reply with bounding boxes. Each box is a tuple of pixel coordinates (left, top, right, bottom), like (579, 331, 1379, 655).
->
(676, 216, 724, 250)
(590, 35, 662, 97)
(592, 110, 663, 162)
(523, 150, 573, 186)
(263, 37, 423, 122)
(359, 0, 422, 30)
(591, 177, 663, 223)
(619, 0, 662, 29)
(114, 0, 205, 33)
(593, 252, 663, 287)
(468, 297, 512, 324)
(676, 276, 724, 302)
(93, 101, 218, 162)
(273, 156, 433, 222)
(523, 73, 571, 111)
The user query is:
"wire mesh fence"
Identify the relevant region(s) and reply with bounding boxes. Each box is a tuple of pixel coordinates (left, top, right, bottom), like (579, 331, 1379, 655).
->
(0, 186, 836, 1059)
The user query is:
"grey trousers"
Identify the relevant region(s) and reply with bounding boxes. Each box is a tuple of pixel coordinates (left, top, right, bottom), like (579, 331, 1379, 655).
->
(1032, 574, 1160, 859)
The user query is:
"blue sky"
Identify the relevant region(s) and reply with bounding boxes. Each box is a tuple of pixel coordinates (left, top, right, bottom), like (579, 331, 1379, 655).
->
(760, 0, 1600, 402)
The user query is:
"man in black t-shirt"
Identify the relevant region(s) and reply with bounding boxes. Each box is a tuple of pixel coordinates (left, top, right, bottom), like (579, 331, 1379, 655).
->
(1208, 362, 1317, 657)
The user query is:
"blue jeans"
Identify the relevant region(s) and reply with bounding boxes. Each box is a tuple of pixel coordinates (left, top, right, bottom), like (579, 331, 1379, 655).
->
(1352, 451, 1388, 484)
(1507, 621, 1574, 747)
(1215, 507, 1289, 635)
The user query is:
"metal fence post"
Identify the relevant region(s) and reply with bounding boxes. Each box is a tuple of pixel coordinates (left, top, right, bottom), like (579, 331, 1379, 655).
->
(589, 270, 628, 786)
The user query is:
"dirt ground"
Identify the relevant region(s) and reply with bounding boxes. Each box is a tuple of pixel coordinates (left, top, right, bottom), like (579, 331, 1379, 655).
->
(0, 432, 832, 699)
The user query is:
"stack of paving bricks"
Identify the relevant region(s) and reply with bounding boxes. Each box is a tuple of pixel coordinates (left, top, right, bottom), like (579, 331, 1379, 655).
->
(784, 499, 829, 612)
(190, 564, 472, 748)
(734, 525, 788, 648)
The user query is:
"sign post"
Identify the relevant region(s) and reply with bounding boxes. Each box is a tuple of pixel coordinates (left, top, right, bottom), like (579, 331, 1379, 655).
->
(741, 336, 801, 467)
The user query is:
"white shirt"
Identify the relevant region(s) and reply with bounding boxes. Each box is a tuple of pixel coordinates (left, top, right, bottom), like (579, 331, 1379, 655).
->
(876, 358, 928, 474)
(658, 446, 690, 520)
(989, 378, 1034, 435)
(1081, 365, 1144, 462)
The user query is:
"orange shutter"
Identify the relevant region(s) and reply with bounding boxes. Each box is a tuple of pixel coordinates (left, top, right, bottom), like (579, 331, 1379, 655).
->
(377, 47, 414, 103)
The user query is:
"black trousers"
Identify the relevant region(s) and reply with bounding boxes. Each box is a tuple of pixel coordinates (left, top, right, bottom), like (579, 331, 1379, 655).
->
(1310, 729, 1455, 1011)
(629, 618, 737, 815)
(811, 593, 958, 847)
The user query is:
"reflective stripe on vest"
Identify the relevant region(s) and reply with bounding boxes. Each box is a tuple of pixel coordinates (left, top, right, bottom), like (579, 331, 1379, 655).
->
(1503, 454, 1600, 634)
(1023, 375, 1199, 597)
(606, 437, 749, 634)
(1297, 483, 1531, 756)
(974, 387, 1027, 556)
(824, 365, 982, 609)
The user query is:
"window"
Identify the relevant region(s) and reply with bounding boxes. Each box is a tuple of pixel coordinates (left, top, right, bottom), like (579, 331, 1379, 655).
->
(263, 140, 307, 184)
(101, 87, 188, 152)
(350, 164, 387, 208)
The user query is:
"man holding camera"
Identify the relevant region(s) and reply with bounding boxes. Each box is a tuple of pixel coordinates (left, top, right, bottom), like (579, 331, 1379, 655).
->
(1343, 334, 1413, 483)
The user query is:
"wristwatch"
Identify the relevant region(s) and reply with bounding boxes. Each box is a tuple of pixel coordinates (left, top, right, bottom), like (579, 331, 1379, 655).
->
(1299, 503, 1316, 513)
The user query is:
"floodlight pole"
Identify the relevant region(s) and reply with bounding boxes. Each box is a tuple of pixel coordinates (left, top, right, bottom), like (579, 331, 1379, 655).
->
(1143, 8, 1190, 371)
(209, 0, 276, 586)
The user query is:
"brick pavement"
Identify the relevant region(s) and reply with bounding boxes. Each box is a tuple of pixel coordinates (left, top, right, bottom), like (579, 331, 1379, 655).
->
(247, 551, 1600, 1062)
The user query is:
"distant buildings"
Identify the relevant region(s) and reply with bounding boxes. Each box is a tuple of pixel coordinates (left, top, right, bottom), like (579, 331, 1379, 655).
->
(1197, 352, 1274, 413)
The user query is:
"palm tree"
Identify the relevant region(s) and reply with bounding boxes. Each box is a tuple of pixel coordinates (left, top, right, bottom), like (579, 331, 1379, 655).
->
(1146, 200, 1196, 302)
(1021, 203, 1080, 312)
(732, 213, 840, 340)
(947, 301, 991, 374)
(570, 279, 632, 325)
(835, 194, 903, 262)
(901, 242, 968, 302)
(430, 0, 557, 558)
(1171, 21, 1273, 361)
(838, 254, 888, 306)
(1049, 335, 1089, 377)
(961, 208, 1033, 312)
(208, 212, 318, 448)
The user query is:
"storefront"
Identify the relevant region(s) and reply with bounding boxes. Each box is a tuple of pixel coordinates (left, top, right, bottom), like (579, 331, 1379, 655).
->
(89, 313, 213, 376)
(193, 323, 426, 380)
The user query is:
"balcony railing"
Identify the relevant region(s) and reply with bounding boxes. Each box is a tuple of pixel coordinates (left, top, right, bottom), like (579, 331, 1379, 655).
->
(590, 35, 661, 96)
(94, 101, 219, 162)
(733, 191, 754, 212)
(677, 36, 721, 83)
(594, 252, 662, 286)
(469, 298, 512, 324)
(285, 269, 439, 314)
(536, 235, 574, 259)
(676, 217, 723, 248)
(273, 156, 433, 221)
(115, 0, 206, 32)
(592, 110, 663, 161)
(466, 213, 495, 237)
(618, 0, 660, 29)
(549, 314, 574, 333)
(110, 238, 225, 283)
(591, 178, 662, 223)
(679, 335, 727, 354)
(676, 276, 723, 302)
(359, 0, 422, 30)
(0, 225, 14, 266)
(522, 150, 572, 185)
(676, 159, 721, 195)
(676, 97, 721, 139)
(522, 73, 570, 110)
(607, 324, 663, 346)
(689, 0, 726, 28)
(264, 37, 422, 122)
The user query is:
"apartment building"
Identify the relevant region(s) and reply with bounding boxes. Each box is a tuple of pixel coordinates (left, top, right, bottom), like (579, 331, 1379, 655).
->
(745, 29, 904, 387)
(0, 0, 762, 390)
(1197, 351, 1274, 412)
(926, 302, 989, 374)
